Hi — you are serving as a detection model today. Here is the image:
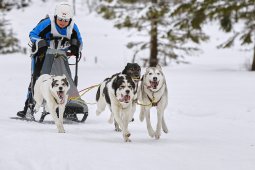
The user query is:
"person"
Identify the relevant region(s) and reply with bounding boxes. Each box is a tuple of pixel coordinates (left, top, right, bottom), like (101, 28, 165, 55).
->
(17, 2, 83, 118)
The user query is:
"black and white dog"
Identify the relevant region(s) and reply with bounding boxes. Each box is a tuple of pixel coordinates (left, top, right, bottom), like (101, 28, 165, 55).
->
(34, 74, 70, 133)
(138, 65, 168, 139)
(96, 74, 136, 142)
(96, 63, 141, 131)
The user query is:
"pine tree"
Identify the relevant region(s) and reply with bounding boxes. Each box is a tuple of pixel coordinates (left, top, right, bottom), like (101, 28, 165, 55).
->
(0, 11, 20, 54)
(0, 0, 32, 54)
(173, 0, 255, 71)
(98, 0, 208, 66)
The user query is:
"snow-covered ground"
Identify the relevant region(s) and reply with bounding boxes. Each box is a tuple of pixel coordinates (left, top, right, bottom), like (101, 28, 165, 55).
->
(0, 1, 255, 170)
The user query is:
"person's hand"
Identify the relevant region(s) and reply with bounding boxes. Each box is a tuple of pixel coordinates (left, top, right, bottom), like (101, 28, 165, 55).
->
(69, 45, 79, 57)
(34, 39, 48, 55)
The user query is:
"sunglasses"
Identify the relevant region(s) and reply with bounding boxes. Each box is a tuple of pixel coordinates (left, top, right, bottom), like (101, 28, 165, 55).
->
(57, 16, 70, 22)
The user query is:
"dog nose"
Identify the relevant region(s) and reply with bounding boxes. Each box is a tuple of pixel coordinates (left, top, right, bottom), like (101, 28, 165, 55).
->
(153, 77, 157, 81)
(126, 90, 130, 94)
(59, 87, 63, 91)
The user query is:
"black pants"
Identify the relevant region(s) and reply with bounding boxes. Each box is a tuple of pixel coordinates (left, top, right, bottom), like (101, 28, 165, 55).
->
(22, 54, 45, 112)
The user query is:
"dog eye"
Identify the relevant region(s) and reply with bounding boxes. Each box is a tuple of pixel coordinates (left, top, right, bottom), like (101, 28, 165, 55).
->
(157, 73, 160, 75)
(128, 86, 132, 89)
(120, 85, 125, 89)
(149, 73, 152, 75)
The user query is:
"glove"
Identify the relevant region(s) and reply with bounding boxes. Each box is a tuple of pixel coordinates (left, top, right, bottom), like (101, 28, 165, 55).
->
(37, 39, 48, 55)
(32, 39, 48, 55)
(69, 38, 80, 57)
(69, 45, 79, 57)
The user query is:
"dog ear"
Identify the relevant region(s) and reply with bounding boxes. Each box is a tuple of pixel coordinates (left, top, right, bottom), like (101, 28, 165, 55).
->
(51, 79, 58, 88)
(145, 67, 150, 73)
(156, 64, 162, 70)
(62, 78, 69, 87)
(112, 76, 118, 89)
(112, 77, 118, 96)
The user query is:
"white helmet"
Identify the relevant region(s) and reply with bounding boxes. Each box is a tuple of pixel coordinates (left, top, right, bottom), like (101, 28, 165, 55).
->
(55, 2, 73, 20)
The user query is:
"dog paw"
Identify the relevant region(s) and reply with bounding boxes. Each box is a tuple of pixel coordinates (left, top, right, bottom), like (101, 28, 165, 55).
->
(148, 130, 155, 138)
(58, 129, 65, 133)
(115, 127, 122, 132)
(125, 132, 131, 138)
(155, 130, 161, 140)
(96, 110, 101, 116)
(124, 138, 131, 142)
(155, 134, 160, 140)
(163, 128, 168, 134)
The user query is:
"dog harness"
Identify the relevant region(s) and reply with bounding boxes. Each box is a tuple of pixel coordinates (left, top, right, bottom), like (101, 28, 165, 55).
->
(147, 95, 162, 107)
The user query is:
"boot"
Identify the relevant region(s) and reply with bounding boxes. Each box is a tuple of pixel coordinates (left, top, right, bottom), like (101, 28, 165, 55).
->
(17, 110, 26, 118)
(17, 101, 28, 118)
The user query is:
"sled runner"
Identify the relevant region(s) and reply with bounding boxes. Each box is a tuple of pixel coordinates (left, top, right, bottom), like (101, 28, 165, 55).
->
(18, 37, 88, 123)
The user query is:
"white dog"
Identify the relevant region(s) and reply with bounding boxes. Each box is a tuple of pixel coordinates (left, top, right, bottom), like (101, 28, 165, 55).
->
(34, 74, 70, 133)
(138, 65, 168, 139)
(96, 74, 136, 142)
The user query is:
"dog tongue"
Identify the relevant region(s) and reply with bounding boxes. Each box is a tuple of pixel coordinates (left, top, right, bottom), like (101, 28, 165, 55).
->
(124, 95, 130, 102)
(120, 95, 130, 103)
(57, 91, 64, 104)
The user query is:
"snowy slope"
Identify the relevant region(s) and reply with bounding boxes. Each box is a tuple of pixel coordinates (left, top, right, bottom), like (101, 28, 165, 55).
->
(0, 1, 255, 170)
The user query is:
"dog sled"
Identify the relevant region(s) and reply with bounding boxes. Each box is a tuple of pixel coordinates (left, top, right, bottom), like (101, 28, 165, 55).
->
(21, 37, 88, 123)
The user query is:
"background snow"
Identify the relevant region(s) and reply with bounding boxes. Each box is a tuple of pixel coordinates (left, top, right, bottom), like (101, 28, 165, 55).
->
(0, 1, 254, 170)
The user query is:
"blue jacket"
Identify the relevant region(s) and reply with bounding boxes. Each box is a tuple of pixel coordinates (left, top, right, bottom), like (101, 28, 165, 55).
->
(29, 17, 83, 46)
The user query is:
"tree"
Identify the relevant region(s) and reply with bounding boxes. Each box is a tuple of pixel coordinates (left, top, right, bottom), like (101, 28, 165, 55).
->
(0, 11, 20, 54)
(173, 0, 255, 71)
(0, 0, 31, 54)
(98, 0, 208, 66)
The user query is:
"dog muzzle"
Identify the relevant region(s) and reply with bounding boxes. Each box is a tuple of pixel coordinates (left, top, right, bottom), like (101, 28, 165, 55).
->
(57, 91, 65, 104)
(132, 76, 140, 82)
(149, 80, 159, 89)
(119, 94, 131, 103)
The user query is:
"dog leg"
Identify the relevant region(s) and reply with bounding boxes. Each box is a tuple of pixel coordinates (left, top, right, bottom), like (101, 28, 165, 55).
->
(122, 110, 131, 142)
(130, 101, 136, 122)
(96, 97, 107, 116)
(58, 105, 65, 133)
(114, 120, 122, 132)
(33, 92, 43, 113)
(144, 108, 155, 138)
(162, 114, 168, 134)
(112, 107, 124, 133)
(108, 112, 114, 124)
(139, 106, 145, 122)
(155, 108, 164, 140)
(48, 105, 63, 133)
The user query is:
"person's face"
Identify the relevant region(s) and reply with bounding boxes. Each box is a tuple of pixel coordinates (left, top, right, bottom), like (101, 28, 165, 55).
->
(56, 17, 70, 28)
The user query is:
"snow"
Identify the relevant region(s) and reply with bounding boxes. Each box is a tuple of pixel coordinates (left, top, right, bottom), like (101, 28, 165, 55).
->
(1, 1, 255, 170)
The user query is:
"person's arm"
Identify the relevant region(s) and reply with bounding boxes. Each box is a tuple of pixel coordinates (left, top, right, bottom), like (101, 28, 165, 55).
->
(69, 23, 83, 56)
(71, 23, 83, 49)
(29, 18, 51, 43)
